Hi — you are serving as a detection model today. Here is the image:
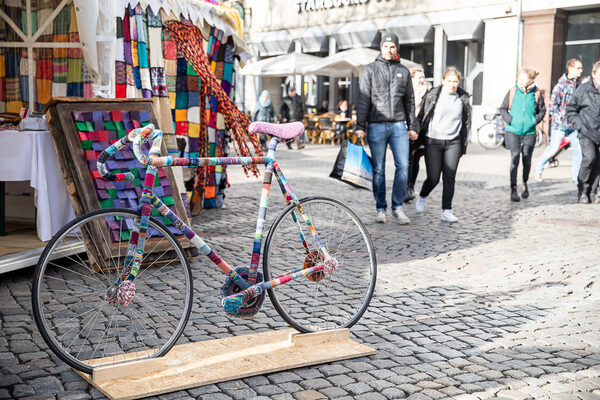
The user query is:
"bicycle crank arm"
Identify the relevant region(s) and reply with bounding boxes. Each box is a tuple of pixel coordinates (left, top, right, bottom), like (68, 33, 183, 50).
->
(221, 258, 338, 314)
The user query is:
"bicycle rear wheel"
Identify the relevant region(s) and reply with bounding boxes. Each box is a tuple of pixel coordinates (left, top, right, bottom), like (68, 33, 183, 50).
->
(32, 208, 193, 374)
(263, 197, 376, 332)
(477, 122, 504, 149)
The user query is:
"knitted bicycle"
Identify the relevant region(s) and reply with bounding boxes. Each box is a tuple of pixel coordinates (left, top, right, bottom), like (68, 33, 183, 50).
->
(31, 122, 377, 374)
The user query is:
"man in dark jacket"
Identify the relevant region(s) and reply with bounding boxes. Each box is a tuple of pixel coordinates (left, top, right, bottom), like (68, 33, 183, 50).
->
(280, 86, 305, 149)
(566, 60, 600, 203)
(355, 32, 418, 224)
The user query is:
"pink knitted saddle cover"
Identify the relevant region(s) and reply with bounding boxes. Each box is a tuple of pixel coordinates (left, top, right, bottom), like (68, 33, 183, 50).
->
(248, 121, 304, 140)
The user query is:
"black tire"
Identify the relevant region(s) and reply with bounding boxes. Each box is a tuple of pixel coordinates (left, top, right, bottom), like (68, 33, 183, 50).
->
(477, 122, 504, 150)
(535, 127, 545, 148)
(32, 208, 193, 374)
(263, 196, 376, 332)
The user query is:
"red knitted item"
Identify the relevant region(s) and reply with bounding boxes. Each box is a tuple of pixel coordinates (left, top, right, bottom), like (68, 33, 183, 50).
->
(163, 21, 262, 179)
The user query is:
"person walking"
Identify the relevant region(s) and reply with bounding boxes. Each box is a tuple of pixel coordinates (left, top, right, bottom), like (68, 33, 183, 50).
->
(413, 67, 471, 223)
(535, 58, 583, 183)
(499, 67, 546, 202)
(252, 90, 277, 153)
(355, 32, 418, 224)
(280, 86, 306, 149)
(406, 65, 431, 202)
(566, 60, 600, 204)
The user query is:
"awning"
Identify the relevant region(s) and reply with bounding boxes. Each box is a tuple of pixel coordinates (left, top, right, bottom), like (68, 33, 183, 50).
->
(385, 14, 433, 44)
(254, 30, 293, 57)
(301, 48, 418, 77)
(296, 26, 328, 53)
(240, 52, 322, 77)
(332, 21, 380, 50)
(441, 20, 483, 41)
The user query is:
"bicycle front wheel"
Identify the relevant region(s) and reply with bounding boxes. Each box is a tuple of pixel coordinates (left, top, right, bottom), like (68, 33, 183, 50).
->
(477, 122, 504, 149)
(32, 208, 193, 374)
(263, 197, 376, 332)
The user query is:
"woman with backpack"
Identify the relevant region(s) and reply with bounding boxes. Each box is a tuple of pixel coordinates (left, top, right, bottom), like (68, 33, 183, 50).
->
(499, 67, 546, 202)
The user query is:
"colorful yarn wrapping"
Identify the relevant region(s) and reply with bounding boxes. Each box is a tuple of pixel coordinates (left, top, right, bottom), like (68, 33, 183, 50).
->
(117, 280, 136, 306)
(163, 21, 262, 178)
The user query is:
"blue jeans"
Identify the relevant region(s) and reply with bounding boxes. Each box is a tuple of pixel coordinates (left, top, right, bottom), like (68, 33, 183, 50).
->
(367, 122, 410, 210)
(535, 127, 582, 181)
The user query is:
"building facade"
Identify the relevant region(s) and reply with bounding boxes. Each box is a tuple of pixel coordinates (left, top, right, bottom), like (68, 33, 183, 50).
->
(240, 0, 600, 134)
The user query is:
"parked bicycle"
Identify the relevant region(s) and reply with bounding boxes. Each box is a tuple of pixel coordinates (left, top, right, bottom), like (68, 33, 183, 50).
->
(476, 112, 545, 150)
(31, 122, 377, 374)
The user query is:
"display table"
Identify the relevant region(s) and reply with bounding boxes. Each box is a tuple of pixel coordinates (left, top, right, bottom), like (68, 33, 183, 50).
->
(0, 130, 75, 241)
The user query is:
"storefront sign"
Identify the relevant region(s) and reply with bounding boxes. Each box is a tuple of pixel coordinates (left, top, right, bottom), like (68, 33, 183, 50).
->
(295, 0, 370, 13)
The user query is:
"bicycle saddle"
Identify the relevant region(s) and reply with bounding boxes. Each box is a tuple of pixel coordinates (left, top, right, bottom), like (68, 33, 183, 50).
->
(249, 121, 304, 140)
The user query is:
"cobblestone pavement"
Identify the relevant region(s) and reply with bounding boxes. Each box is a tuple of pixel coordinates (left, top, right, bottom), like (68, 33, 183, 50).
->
(1, 144, 599, 400)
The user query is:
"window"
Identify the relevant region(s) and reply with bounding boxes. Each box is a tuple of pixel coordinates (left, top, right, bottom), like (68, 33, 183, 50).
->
(565, 10, 600, 77)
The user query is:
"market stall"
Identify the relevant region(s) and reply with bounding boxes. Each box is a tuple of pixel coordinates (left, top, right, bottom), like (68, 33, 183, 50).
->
(0, 0, 254, 271)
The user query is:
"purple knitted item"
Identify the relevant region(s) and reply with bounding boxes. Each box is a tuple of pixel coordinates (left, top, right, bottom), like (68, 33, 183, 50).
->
(248, 121, 304, 140)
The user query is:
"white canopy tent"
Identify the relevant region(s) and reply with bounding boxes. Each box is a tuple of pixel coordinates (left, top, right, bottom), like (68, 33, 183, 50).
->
(240, 52, 322, 77)
(302, 48, 419, 77)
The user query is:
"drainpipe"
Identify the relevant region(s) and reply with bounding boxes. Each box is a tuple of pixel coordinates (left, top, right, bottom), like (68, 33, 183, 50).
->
(516, 0, 523, 68)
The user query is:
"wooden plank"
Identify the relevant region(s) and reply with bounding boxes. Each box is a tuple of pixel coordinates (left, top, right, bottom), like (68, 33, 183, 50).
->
(77, 329, 376, 400)
(289, 328, 350, 346)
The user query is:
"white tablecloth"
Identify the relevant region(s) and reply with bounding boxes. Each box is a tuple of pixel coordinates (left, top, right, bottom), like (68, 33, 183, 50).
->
(0, 130, 76, 241)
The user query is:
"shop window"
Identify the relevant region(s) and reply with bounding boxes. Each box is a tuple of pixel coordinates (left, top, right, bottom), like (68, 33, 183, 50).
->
(565, 11, 600, 77)
(399, 44, 434, 78)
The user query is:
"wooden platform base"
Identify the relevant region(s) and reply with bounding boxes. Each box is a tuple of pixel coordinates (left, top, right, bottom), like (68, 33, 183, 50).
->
(76, 328, 376, 400)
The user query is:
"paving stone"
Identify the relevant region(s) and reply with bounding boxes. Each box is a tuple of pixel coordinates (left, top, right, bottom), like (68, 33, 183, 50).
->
(254, 385, 284, 396)
(381, 387, 407, 399)
(319, 387, 347, 398)
(495, 390, 532, 400)
(345, 382, 373, 395)
(299, 378, 331, 391)
(455, 373, 485, 384)
(459, 384, 484, 394)
(293, 390, 327, 400)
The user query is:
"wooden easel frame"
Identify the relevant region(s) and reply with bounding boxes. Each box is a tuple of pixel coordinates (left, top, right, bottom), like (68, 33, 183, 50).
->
(44, 97, 192, 266)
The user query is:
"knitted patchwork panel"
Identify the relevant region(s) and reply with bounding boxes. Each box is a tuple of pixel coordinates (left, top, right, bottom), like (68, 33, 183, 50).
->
(0, 2, 92, 113)
(71, 109, 181, 242)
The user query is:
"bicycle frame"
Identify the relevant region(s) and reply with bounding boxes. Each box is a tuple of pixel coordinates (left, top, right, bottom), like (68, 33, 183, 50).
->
(102, 131, 336, 312)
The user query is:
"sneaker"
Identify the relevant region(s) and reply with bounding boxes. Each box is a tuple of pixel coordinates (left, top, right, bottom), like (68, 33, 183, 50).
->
(441, 209, 458, 223)
(511, 187, 520, 202)
(415, 196, 425, 213)
(521, 183, 529, 199)
(579, 196, 590, 204)
(376, 210, 386, 223)
(392, 208, 410, 225)
(534, 172, 543, 182)
(297, 143, 305, 150)
(286, 141, 293, 149)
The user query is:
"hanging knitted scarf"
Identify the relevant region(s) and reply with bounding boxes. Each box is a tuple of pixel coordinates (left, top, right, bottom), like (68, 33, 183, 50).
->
(163, 20, 262, 179)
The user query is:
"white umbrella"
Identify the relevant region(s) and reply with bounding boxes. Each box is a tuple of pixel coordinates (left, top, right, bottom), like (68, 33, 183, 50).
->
(302, 48, 419, 77)
(240, 52, 322, 77)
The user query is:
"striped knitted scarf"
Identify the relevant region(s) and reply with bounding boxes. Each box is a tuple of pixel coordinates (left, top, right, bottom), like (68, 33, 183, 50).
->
(163, 21, 262, 178)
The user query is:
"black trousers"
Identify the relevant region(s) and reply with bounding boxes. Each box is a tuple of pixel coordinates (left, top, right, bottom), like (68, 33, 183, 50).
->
(419, 137, 461, 210)
(578, 136, 600, 199)
(505, 131, 536, 187)
(408, 141, 425, 189)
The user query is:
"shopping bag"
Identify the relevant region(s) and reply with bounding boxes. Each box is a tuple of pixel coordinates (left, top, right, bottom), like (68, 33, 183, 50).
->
(341, 142, 373, 190)
(329, 140, 371, 190)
